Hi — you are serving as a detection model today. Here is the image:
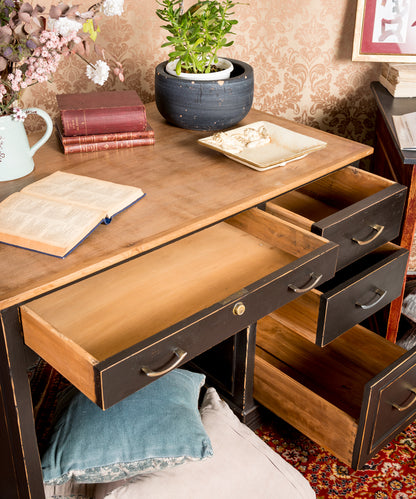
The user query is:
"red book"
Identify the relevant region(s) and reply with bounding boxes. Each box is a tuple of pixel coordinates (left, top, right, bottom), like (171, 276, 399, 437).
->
(56, 90, 147, 136)
(58, 136, 155, 154)
(56, 120, 154, 145)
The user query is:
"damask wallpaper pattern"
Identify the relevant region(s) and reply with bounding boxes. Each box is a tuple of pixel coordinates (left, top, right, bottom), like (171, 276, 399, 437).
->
(23, 0, 381, 146)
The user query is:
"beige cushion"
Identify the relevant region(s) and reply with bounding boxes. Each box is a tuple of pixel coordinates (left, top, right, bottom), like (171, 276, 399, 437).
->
(95, 388, 315, 499)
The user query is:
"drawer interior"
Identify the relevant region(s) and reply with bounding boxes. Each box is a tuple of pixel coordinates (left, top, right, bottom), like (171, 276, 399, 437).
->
(256, 315, 405, 419)
(254, 314, 406, 464)
(265, 166, 395, 229)
(21, 208, 327, 365)
(270, 243, 408, 345)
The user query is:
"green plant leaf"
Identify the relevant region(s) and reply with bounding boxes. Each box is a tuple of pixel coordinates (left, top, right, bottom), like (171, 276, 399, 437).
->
(157, 0, 243, 74)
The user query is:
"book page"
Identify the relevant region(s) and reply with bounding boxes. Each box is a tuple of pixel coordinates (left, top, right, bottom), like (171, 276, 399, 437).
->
(0, 192, 105, 257)
(392, 112, 416, 151)
(22, 171, 145, 219)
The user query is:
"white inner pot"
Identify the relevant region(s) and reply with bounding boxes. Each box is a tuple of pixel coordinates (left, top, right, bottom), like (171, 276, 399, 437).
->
(165, 58, 234, 80)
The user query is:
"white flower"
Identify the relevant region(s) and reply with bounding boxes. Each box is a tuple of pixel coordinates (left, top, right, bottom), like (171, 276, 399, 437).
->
(47, 17, 83, 37)
(86, 60, 110, 85)
(100, 0, 124, 16)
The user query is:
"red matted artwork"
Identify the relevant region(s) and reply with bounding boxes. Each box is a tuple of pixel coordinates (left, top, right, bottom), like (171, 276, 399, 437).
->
(353, 0, 416, 61)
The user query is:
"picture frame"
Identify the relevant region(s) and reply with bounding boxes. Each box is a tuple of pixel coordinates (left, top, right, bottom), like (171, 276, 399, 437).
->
(353, 0, 416, 62)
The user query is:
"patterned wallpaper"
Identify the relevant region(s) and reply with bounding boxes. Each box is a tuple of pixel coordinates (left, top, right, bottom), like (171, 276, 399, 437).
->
(23, 0, 381, 146)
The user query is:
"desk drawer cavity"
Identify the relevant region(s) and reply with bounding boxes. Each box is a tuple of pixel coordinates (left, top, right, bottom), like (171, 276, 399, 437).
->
(254, 315, 416, 469)
(20, 207, 337, 409)
(265, 166, 407, 270)
(271, 243, 408, 346)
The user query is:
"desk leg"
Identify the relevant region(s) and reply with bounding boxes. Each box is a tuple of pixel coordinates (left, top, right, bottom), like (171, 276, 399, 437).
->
(191, 324, 259, 427)
(228, 324, 257, 424)
(0, 307, 45, 499)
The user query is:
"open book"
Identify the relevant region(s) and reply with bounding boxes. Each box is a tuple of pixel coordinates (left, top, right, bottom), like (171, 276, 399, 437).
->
(0, 171, 145, 257)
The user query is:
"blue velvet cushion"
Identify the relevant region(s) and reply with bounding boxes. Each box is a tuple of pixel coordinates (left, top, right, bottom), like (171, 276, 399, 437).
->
(42, 369, 212, 485)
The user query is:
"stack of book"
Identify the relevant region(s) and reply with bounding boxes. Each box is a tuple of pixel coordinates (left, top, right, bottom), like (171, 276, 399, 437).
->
(379, 63, 416, 98)
(56, 90, 155, 154)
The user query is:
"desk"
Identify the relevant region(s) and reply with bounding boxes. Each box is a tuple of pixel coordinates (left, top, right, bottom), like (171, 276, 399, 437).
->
(0, 104, 372, 497)
(371, 81, 416, 341)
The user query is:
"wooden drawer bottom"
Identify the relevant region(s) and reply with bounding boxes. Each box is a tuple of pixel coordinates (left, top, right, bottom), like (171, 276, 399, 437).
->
(20, 208, 336, 409)
(254, 315, 416, 469)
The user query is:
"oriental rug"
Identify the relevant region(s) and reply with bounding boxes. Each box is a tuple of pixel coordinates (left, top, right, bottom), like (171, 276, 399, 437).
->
(256, 416, 416, 499)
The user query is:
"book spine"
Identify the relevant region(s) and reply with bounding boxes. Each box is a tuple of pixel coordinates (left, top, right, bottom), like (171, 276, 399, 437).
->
(60, 128, 154, 145)
(61, 106, 147, 136)
(61, 137, 155, 154)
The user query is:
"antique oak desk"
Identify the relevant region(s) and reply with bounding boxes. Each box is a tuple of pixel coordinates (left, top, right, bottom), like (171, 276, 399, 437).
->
(1, 104, 414, 497)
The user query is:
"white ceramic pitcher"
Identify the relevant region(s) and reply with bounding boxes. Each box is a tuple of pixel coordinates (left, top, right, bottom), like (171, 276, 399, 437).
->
(0, 108, 53, 182)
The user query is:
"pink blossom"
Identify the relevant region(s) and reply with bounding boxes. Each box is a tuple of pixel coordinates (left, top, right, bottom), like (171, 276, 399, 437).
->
(1, 0, 124, 116)
(12, 108, 29, 122)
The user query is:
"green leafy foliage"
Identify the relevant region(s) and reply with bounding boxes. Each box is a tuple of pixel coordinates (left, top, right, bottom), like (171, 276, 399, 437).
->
(156, 0, 239, 75)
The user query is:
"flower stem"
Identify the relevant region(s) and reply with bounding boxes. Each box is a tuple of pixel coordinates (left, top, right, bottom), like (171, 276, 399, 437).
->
(75, 52, 96, 69)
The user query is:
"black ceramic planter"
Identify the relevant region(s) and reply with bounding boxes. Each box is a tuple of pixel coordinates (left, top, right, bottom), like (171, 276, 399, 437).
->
(154, 59, 254, 131)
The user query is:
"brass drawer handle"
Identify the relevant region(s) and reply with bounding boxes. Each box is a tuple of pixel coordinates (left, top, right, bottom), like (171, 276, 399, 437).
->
(355, 288, 387, 310)
(352, 224, 384, 245)
(141, 348, 188, 377)
(288, 272, 322, 293)
(392, 388, 416, 412)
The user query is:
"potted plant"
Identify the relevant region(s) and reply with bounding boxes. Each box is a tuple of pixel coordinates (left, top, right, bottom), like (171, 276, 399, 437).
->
(154, 0, 254, 131)
(157, 0, 237, 79)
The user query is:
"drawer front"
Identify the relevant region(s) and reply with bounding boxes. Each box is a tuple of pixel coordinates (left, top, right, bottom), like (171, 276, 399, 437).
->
(97, 295, 254, 408)
(316, 246, 408, 346)
(98, 241, 338, 408)
(354, 346, 416, 469)
(312, 184, 406, 269)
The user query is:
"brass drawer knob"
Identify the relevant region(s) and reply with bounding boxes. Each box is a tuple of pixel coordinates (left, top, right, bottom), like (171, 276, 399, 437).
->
(233, 302, 246, 316)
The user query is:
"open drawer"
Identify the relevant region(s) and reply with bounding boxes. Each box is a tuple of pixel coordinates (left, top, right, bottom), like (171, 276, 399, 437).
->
(270, 242, 409, 346)
(254, 314, 416, 469)
(265, 166, 407, 270)
(20, 208, 337, 409)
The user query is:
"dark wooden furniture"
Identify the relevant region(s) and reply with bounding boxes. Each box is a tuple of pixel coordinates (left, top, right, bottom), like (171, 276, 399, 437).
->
(255, 317, 416, 469)
(371, 81, 416, 342)
(250, 164, 413, 469)
(0, 103, 413, 496)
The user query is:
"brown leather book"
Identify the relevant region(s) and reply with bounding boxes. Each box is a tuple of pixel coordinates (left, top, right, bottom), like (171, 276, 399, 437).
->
(57, 90, 147, 136)
(56, 120, 154, 145)
(58, 136, 155, 154)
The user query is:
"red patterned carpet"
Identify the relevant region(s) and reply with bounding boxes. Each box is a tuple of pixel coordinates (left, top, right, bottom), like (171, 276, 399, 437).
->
(256, 417, 416, 498)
